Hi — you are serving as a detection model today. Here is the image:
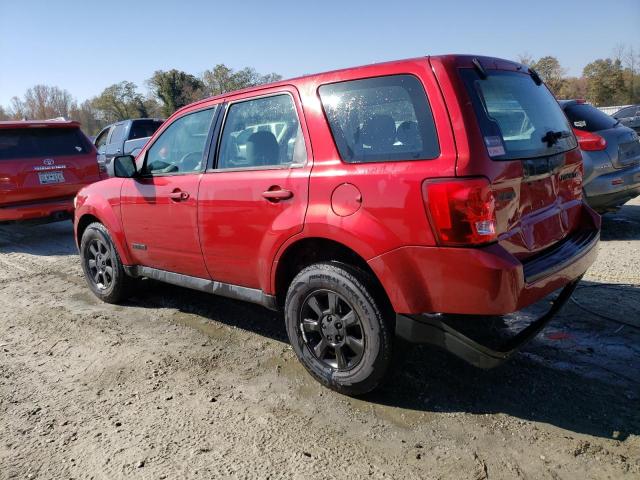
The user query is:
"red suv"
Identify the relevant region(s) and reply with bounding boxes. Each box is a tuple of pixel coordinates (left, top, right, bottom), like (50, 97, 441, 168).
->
(74, 56, 600, 395)
(0, 120, 100, 224)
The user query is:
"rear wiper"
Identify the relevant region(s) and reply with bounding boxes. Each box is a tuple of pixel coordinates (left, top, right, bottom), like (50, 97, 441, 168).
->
(541, 130, 571, 147)
(472, 58, 487, 79)
(529, 68, 543, 86)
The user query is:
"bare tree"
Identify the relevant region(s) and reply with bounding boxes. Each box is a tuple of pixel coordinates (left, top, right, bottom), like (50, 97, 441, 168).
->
(517, 52, 535, 66)
(7, 85, 76, 120)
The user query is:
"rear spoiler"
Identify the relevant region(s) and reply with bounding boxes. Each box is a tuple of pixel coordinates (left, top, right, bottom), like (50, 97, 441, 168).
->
(0, 120, 81, 129)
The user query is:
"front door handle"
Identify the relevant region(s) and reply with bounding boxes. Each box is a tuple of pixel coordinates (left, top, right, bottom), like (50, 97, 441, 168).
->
(169, 190, 190, 201)
(262, 188, 293, 201)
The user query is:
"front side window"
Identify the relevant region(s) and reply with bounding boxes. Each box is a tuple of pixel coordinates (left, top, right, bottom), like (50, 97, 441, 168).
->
(217, 94, 306, 169)
(461, 69, 577, 160)
(95, 128, 110, 152)
(319, 75, 440, 163)
(144, 108, 215, 175)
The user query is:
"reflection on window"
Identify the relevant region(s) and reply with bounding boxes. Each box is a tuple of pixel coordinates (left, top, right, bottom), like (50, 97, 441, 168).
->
(319, 75, 440, 163)
(217, 94, 306, 169)
(145, 108, 215, 175)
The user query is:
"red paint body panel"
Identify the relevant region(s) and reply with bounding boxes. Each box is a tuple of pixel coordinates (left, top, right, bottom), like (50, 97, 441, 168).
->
(198, 86, 312, 291)
(74, 178, 134, 265)
(74, 55, 599, 317)
(120, 174, 208, 278)
(1, 121, 100, 223)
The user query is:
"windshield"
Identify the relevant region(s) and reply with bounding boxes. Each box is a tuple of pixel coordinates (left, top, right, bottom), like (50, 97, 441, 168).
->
(564, 103, 618, 132)
(0, 128, 90, 161)
(461, 69, 577, 160)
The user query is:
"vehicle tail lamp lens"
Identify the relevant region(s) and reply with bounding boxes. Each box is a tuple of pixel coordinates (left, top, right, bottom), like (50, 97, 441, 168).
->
(423, 177, 497, 246)
(574, 129, 607, 151)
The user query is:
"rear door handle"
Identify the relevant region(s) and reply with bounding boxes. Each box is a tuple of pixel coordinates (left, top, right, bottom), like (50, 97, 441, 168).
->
(169, 190, 190, 201)
(262, 188, 293, 201)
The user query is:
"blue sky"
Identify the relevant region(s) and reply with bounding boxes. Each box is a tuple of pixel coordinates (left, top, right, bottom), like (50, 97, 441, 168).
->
(1, 0, 639, 106)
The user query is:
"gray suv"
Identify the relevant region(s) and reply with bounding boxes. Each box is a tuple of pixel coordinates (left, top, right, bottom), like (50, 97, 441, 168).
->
(560, 100, 640, 212)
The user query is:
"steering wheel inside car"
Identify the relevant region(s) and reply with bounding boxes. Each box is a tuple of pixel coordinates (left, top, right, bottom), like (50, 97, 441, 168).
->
(178, 152, 203, 172)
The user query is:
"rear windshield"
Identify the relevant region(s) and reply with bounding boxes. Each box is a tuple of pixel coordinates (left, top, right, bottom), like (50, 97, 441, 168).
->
(461, 69, 577, 160)
(129, 120, 164, 139)
(0, 128, 90, 160)
(319, 75, 440, 163)
(563, 103, 618, 132)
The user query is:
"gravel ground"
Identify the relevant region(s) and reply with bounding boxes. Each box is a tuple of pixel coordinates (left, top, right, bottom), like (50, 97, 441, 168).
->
(0, 199, 639, 479)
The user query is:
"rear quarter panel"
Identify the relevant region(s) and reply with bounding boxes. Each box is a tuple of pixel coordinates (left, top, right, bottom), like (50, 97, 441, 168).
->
(269, 58, 458, 291)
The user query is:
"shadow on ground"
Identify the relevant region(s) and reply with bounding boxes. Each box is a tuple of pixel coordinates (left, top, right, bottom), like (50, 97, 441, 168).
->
(1, 203, 638, 441)
(600, 205, 640, 241)
(0, 220, 76, 256)
(127, 278, 639, 442)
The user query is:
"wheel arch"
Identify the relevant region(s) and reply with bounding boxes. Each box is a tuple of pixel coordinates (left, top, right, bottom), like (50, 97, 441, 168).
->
(75, 206, 133, 265)
(272, 236, 393, 316)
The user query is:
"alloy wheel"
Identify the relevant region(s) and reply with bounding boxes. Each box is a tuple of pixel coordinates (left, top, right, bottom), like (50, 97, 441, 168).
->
(299, 289, 365, 370)
(86, 238, 114, 290)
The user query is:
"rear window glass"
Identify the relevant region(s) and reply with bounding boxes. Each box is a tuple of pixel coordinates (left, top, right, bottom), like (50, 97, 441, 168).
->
(130, 120, 164, 139)
(0, 128, 90, 160)
(461, 69, 577, 160)
(564, 103, 618, 132)
(319, 75, 440, 163)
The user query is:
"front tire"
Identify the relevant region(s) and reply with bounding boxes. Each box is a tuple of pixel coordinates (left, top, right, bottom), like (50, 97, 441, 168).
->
(80, 222, 133, 304)
(285, 263, 393, 396)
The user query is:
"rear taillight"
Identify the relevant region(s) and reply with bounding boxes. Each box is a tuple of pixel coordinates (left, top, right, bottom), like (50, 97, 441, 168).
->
(423, 177, 497, 246)
(574, 129, 607, 151)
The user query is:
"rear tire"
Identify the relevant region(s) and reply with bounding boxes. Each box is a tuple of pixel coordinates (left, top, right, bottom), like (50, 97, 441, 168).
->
(285, 262, 393, 396)
(80, 222, 133, 304)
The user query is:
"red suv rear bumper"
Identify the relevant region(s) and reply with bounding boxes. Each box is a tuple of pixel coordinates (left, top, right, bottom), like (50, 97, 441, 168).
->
(368, 205, 600, 316)
(0, 197, 74, 224)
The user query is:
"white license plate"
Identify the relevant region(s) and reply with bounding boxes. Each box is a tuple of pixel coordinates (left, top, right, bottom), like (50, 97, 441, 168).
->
(38, 171, 65, 184)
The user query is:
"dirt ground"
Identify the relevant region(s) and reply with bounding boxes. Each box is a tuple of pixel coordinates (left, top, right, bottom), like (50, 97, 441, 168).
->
(1, 199, 639, 480)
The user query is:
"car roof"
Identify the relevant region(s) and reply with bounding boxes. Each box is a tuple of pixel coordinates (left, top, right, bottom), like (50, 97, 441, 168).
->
(0, 119, 81, 130)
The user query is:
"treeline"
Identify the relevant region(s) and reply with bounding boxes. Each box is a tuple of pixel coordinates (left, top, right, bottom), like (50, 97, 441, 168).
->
(519, 44, 639, 106)
(2, 46, 639, 135)
(0, 64, 281, 135)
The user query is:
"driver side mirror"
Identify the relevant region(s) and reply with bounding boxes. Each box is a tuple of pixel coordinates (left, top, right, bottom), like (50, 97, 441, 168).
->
(108, 155, 137, 178)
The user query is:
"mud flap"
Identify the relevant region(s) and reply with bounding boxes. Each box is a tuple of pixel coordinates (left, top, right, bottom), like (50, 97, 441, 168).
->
(395, 277, 582, 369)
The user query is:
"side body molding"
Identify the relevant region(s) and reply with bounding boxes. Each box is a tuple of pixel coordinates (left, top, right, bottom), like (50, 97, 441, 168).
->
(124, 265, 278, 311)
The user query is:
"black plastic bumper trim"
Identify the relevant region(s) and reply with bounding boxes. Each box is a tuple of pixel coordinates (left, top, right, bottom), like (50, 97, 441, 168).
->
(522, 229, 599, 284)
(395, 276, 582, 369)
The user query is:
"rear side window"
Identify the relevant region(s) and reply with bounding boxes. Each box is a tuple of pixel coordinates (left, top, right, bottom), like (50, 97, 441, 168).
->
(319, 75, 439, 163)
(217, 94, 306, 169)
(564, 103, 618, 132)
(0, 128, 89, 160)
(129, 120, 164, 139)
(461, 69, 577, 160)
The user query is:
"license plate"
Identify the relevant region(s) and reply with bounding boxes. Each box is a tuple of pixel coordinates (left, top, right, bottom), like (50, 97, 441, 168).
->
(38, 171, 65, 184)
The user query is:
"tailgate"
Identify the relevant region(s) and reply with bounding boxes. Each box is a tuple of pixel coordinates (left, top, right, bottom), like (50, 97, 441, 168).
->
(0, 127, 100, 206)
(453, 58, 588, 261)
